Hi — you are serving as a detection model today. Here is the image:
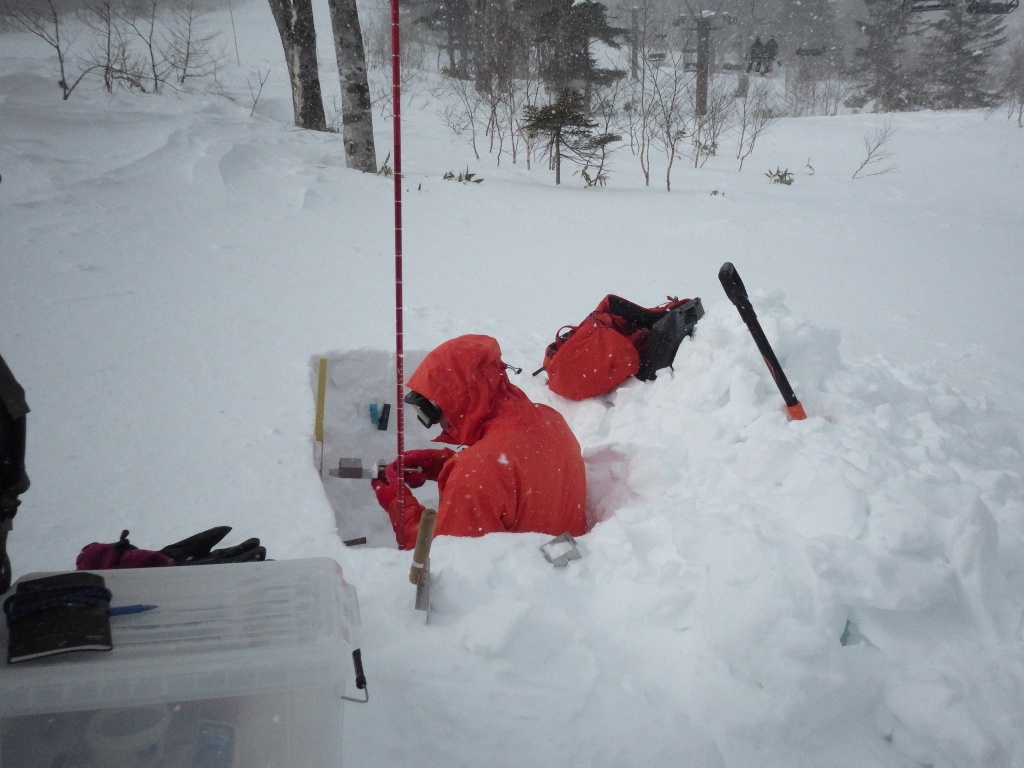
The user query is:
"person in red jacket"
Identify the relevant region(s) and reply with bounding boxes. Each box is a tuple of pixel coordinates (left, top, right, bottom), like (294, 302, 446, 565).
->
(371, 335, 587, 550)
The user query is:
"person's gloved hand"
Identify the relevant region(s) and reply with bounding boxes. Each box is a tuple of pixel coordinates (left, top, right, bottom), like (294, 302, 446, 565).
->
(370, 464, 425, 550)
(381, 458, 427, 489)
(370, 474, 399, 509)
(371, 462, 419, 509)
(401, 448, 455, 486)
(381, 449, 453, 489)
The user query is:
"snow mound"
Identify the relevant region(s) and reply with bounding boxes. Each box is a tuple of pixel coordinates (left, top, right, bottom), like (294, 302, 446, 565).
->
(333, 296, 1024, 768)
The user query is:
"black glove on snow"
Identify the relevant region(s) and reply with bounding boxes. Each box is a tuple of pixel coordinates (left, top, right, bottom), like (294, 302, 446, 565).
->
(160, 526, 266, 565)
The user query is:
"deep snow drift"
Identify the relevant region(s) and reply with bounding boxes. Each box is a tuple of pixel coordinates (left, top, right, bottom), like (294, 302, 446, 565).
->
(2, 1, 1024, 765)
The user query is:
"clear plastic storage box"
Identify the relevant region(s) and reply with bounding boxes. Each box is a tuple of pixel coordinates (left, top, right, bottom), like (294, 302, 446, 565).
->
(0, 557, 361, 768)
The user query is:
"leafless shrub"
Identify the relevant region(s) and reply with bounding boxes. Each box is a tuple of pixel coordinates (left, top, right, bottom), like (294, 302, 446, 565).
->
(248, 69, 269, 116)
(118, 0, 169, 92)
(360, 0, 425, 118)
(782, 55, 857, 118)
(690, 76, 734, 169)
(161, 0, 226, 85)
(614, 0, 671, 186)
(578, 81, 624, 185)
(359, 0, 427, 73)
(735, 79, 777, 171)
(0, 0, 96, 98)
(475, 55, 542, 167)
(81, 0, 130, 91)
(999, 33, 1024, 127)
(498, 66, 542, 166)
(432, 75, 488, 160)
(853, 120, 897, 179)
(619, 73, 657, 186)
(647, 47, 694, 190)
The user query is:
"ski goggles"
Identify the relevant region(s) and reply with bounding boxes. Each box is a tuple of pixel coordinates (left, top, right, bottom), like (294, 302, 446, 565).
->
(404, 391, 444, 428)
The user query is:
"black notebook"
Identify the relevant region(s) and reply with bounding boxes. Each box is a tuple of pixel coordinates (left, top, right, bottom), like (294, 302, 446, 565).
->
(5, 571, 113, 663)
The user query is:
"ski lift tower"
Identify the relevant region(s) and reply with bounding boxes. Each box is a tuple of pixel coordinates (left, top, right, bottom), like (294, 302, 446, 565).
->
(630, 6, 641, 80)
(675, 7, 736, 116)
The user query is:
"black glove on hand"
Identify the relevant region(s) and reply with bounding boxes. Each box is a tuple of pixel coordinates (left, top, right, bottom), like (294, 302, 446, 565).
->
(160, 526, 267, 565)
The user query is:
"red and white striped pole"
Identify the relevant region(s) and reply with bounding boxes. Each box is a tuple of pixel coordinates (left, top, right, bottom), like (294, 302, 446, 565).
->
(391, 0, 405, 516)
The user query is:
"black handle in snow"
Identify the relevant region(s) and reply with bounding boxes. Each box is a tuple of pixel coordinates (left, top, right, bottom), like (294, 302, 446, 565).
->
(718, 262, 807, 421)
(353, 648, 367, 689)
(719, 260, 751, 310)
(342, 649, 370, 703)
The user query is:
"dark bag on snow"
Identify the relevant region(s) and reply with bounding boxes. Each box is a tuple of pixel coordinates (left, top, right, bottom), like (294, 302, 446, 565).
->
(0, 353, 30, 594)
(536, 295, 704, 400)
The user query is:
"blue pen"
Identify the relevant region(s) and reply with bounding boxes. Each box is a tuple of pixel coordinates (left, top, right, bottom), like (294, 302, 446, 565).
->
(109, 604, 158, 616)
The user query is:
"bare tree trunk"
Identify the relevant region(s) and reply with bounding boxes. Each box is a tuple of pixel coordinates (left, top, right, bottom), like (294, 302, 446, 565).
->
(554, 129, 561, 186)
(267, 0, 327, 131)
(326, 0, 376, 171)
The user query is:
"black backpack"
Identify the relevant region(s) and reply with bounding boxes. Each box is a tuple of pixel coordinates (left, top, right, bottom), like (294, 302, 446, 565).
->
(0, 354, 30, 594)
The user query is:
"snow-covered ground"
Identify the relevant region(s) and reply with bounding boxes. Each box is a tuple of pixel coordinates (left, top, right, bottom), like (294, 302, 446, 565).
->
(2, 1, 1024, 765)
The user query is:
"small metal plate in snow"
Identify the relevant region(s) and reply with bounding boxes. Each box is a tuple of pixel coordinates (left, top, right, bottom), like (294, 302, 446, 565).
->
(540, 533, 581, 567)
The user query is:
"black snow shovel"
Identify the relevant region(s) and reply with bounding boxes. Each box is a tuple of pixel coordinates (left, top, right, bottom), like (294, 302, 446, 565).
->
(718, 262, 807, 421)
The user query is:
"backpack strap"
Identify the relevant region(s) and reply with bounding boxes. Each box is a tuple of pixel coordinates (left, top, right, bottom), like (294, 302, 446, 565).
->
(535, 325, 580, 375)
(600, 295, 667, 332)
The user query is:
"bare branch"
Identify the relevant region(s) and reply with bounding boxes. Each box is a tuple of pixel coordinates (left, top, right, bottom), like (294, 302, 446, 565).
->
(736, 80, 777, 172)
(161, 0, 227, 86)
(117, 0, 170, 92)
(853, 120, 897, 179)
(1, 0, 81, 99)
(248, 69, 270, 116)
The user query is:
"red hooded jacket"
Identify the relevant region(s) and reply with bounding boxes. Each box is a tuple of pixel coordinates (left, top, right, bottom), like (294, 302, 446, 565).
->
(390, 335, 587, 549)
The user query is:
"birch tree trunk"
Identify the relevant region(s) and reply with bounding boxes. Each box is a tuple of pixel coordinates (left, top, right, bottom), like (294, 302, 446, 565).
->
(267, 0, 327, 131)
(326, 0, 377, 172)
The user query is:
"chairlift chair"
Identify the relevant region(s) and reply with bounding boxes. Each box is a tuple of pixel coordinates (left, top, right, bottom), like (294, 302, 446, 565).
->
(902, 0, 956, 10)
(903, 0, 1017, 10)
(966, 0, 1019, 12)
(646, 31, 668, 64)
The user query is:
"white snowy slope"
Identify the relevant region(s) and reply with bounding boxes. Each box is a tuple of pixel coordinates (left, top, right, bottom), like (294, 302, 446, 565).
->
(2, 1, 1023, 765)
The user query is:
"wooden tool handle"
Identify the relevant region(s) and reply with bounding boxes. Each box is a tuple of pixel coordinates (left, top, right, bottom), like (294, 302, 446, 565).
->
(409, 508, 437, 585)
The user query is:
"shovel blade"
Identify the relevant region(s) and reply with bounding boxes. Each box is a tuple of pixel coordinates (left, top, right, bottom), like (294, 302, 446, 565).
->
(414, 565, 430, 623)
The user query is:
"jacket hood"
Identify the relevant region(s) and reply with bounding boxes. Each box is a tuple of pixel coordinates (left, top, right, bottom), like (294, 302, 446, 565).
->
(407, 335, 527, 445)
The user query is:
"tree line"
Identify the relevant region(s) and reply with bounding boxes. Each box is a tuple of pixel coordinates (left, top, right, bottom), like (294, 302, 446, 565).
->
(395, 0, 1024, 185)
(4, 0, 1023, 185)
(1, 0, 228, 99)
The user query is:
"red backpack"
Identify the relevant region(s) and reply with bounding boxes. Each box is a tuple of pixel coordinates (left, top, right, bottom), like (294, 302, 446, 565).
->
(536, 295, 704, 400)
